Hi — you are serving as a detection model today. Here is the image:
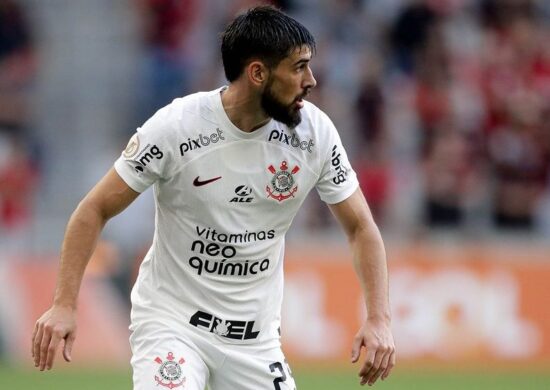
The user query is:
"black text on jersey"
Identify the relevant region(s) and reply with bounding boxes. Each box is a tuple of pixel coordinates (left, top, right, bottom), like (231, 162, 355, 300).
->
(230, 185, 254, 203)
(331, 145, 348, 184)
(190, 311, 260, 340)
(268, 129, 314, 153)
(179, 128, 225, 156)
(134, 144, 164, 172)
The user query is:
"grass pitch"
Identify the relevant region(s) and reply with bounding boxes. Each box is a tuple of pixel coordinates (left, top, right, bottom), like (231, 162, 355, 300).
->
(1, 365, 549, 389)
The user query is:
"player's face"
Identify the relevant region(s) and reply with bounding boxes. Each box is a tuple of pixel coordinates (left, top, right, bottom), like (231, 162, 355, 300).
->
(261, 46, 316, 128)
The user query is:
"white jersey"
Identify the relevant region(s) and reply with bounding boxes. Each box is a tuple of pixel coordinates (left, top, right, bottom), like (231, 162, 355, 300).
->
(115, 87, 358, 347)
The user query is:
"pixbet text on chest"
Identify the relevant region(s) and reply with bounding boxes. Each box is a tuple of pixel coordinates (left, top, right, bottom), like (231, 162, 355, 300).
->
(268, 129, 314, 152)
(179, 129, 225, 156)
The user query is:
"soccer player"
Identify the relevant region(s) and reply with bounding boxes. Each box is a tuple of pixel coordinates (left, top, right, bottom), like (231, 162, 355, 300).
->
(32, 6, 395, 388)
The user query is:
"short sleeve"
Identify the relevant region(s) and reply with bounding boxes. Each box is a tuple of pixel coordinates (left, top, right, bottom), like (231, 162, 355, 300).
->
(114, 105, 175, 193)
(315, 117, 359, 204)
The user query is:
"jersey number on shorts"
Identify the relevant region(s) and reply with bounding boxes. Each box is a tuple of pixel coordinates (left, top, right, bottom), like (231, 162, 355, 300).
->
(269, 361, 295, 390)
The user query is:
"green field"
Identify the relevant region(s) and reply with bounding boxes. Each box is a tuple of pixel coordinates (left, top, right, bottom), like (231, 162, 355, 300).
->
(1, 366, 550, 390)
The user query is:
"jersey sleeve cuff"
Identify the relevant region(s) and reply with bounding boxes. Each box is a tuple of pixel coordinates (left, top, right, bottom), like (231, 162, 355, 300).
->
(114, 158, 150, 193)
(321, 180, 359, 205)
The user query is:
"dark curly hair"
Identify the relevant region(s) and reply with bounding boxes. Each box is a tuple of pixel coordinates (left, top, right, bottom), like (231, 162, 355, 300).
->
(221, 6, 316, 82)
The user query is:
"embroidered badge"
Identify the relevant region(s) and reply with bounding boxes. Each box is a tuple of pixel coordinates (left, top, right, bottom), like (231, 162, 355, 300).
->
(266, 160, 299, 202)
(123, 133, 140, 158)
(154, 352, 186, 389)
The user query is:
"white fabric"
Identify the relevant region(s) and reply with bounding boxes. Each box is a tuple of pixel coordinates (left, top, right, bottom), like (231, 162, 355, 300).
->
(115, 87, 359, 348)
(130, 320, 296, 390)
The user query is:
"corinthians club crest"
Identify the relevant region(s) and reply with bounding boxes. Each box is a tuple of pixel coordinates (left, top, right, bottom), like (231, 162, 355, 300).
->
(266, 160, 299, 202)
(154, 352, 186, 389)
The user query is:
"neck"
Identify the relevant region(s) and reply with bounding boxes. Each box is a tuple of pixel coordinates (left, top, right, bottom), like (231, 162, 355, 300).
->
(221, 83, 270, 132)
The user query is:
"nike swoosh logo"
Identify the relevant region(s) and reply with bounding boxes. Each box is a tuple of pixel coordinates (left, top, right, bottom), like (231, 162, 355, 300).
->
(193, 176, 222, 186)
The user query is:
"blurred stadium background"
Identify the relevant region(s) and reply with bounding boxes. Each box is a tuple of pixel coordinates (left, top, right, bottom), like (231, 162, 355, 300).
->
(1, 0, 550, 389)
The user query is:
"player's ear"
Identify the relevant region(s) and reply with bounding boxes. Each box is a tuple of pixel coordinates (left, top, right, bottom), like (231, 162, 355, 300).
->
(247, 60, 268, 87)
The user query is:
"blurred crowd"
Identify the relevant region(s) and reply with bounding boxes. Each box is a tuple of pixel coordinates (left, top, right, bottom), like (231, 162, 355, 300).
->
(0, 0, 39, 243)
(2, 0, 550, 246)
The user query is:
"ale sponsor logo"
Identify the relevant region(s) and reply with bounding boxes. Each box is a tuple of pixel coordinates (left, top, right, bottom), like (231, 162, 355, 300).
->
(230, 185, 254, 203)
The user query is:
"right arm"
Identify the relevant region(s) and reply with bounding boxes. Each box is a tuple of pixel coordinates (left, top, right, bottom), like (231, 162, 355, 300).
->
(32, 168, 140, 371)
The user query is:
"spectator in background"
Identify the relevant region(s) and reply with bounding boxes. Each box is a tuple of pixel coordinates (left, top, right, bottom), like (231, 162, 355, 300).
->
(400, 2, 475, 228)
(421, 126, 478, 227)
(0, 0, 39, 236)
(136, 0, 200, 121)
(413, 13, 473, 228)
(390, 0, 438, 76)
(384, 0, 487, 230)
(0, 0, 34, 126)
(354, 53, 391, 223)
(480, 3, 550, 230)
(0, 135, 38, 230)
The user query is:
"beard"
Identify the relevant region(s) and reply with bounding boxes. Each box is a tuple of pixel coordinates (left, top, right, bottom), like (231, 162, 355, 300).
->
(261, 80, 303, 128)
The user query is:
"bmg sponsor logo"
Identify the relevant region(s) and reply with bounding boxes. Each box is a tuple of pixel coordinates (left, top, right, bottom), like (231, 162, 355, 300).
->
(179, 128, 224, 156)
(331, 145, 347, 185)
(133, 144, 164, 172)
(268, 129, 314, 153)
(190, 310, 259, 340)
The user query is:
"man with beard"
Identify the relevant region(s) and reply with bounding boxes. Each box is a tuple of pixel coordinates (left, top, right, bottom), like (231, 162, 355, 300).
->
(32, 6, 395, 389)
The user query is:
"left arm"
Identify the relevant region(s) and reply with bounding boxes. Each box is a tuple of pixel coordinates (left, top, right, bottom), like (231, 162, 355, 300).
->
(328, 188, 396, 386)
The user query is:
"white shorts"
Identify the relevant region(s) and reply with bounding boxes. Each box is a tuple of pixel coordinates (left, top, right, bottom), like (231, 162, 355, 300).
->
(130, 322, 296, 390)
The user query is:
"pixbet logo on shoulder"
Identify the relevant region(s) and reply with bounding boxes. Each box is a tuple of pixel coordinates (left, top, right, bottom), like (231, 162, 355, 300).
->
(179, 128, 224, 156)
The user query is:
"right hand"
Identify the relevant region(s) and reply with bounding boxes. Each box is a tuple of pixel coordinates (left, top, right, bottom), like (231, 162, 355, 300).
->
(32, 305, 77, 371)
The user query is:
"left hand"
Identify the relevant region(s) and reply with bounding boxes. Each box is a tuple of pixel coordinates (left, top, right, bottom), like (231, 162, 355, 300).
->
(351, 319, 396, 386)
